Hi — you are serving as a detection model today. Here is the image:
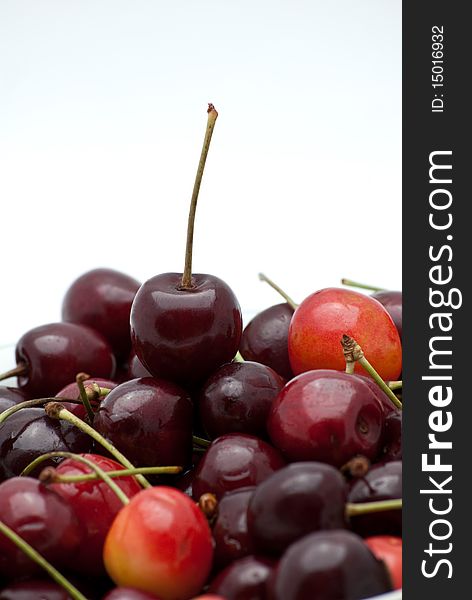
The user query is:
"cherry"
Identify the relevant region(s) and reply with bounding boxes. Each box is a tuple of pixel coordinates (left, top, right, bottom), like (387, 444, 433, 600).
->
(208, 556, 275, 600)
(192, 434, 286, 500)
(50, 453, 142, 577)
(104, 487, 214, 599)
(240, 303, 294, 380)
(126, 351, 152, 380)
(372, 290, 403, 340)
(56, 377, 118, 419)
(0, 477, 82, 581)
(267, 370, 384, 467)
(0, 580, 73, 599)
(0, 408, 92, 482)
(93, 378, 193, 469)
(212, 487, 255, 569)
(348, 460, 402, 537)
(199, 361, 285, 439)
(381, 410, 402, 461)
(247, 462, 347, 556)
(1, 322, 116, 397)
(62, 268, 141, 362)
(288, 288, 402, 381)
(0, 387, 29, 414)
(103, 589, 162, 600)
(272, 530, 392, 599)
(130, 106, 242, 387)
(365, 536, 402, 590)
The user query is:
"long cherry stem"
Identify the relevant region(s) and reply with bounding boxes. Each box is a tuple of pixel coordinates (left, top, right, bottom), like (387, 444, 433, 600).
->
(258, 272, 298, 310)
(346, 498, 402, 517)
(76, 373, 95, 423)
(0, 362, 27, 382)
(193, 435, 211, 448)
(341, 279, 385, 292)
(38, 465, 182, 484)
(0, 397, 86, 424)
(0, 520, 87, 600)
(388, 380, 403, 391)
(181, 104, 219, 289)
(44, 402, 152, 489)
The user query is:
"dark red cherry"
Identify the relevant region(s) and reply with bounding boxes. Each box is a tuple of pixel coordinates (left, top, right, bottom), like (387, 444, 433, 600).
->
(381, 410, 402, 461)
(212, 487, 255, 569)
(353, 373, 399, 418)
(55, 377, 118, 419)
(192, 434, 286, 500)
(127, 351, 152, 379)
(130, 273, 242, 387)
(348, 460, 402, 537)
(247, 462, 347, 556)
(0, 407, 92, 482)
(240, 303, 294, 380)
(272, 530, 392, 600)
(208, 556, 275, 600)
(0, 387, 29, 414)
(62, 268, 141, 361)
(94, 378, 193, 469)
(372, 290, 402, 339)
(199, 361, 285, 439)
(0, 477, 82, 581)
(268, 370, 384, 467)
(51, 453, 142, 577)
(12, 322, 116, 397)
(0, 580, 73, 599)
(103, 589, 162, 600)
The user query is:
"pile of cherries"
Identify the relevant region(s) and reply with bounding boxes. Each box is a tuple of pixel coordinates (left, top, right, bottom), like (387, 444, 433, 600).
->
(0, 106, 403, 600)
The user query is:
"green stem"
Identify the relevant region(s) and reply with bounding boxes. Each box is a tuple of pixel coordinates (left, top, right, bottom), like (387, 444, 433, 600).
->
(44, 402, 151, 489)
(358, 356, 403, 410)
(39, 465, 182, 484)
(346, 498, 402, 517)
(345, 361, 355, 375)
(234, 351, 245, 363)
(341, 279, 385, 292)
(258, 272, 298, 310)
(76, 373, 95, 423)
(0, 397, 84, 424)
(0, 520, 88, 600)
(193, 435, 211, 448)
(0, 362, 28, 383)
(388, 380, 403, 391)
(181, 104, 219, 289)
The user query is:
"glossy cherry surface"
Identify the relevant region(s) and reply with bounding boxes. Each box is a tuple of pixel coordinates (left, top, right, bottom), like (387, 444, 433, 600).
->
(51, 453, 142, 577)
(268, 370, 384, 467)
(272, 530, 392, 600)
(348, 460, 402, 537)
(0, 387, 29, 414)
(56, 377, 118, 419)
(0, 477, 82, 580)
(247, 462, 347, 555)
(381, 410, 402, 461)
(0, 580, 73, 599)
(199, 361, 285, 439)
(372, 290, 402, 339)
(130, 273, 242, 386)
(365, 535, 402, 590)
(14, 322, 116, 397)
(104, 487, 214, 599)
(126, 351, 152, 379)
(103, 589, 162, 600)
(240, 303, 294, 379)
(62, 268, 141, 361)
(192, 434, 286, 500)
(288, 288, 402, 381)
(94, 378, 193, 469)
(208, 556, 275, 600)
(0, 407, 92, 482)
(212, 487, 255, 569)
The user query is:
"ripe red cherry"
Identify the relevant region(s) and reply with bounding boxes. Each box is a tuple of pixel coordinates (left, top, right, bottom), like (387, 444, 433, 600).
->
(93, 378, 193, 469)
(198, 361, 285, 439)
(62, 267, 141, 361)
(365, 536, 402, 589)
(104, 486, 214, 599)
(0, 477, 82, 581)
(55, 377, 118, 419)
(288, 288, 402, 381)
(208, 556, 275, 599)
(240, 303, 294, 379)
(247, 462, 347, 555)
(372, 290, 403, 339)
(272, 530, 392, 600)
(192, 434, 286, 500)
(268, 370, 384, 467)
(50, 453, 142, 577)
(11, 322, 116, 397)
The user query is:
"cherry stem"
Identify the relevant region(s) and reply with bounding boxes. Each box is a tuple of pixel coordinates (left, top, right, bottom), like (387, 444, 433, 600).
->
(38, 465, 183, 484)
(44, 402, 152, 489)
(193, 435, 211, 448)
(388, 380, 403, 391)
(0, 519, 88, 600)
(346, 498, 402, 517)
(0, 362, 27, 382)
(23, 451, 130, 506)
(234, 351, 245, 363)
(258, 272, 298, 310)
(198, 493, 218, 523)
(341, 279, 385, 292)
(75, 372, 95, 423)
(0, 397, 88, 424)
(341, 335, 402, 411)
(181, 104, 219, 289)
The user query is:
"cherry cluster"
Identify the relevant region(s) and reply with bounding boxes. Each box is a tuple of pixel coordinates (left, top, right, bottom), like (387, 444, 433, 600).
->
(0, 106, 402, 600)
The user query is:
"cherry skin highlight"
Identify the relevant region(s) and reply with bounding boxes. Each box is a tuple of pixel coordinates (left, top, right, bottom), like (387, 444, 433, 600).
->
(0, 580, 74, 599)
(62, 267, 141, 361)
(267, 370, 384, 467)
(55, 377, 118, 419)
(288, 288, 402, 381)
(130, 273, 242, 387)
(103, 589, 163, 600)
(104, 487, 214, 600)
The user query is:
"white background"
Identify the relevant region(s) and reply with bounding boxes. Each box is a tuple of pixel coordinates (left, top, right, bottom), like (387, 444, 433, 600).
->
(0, 0, 401, 346)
